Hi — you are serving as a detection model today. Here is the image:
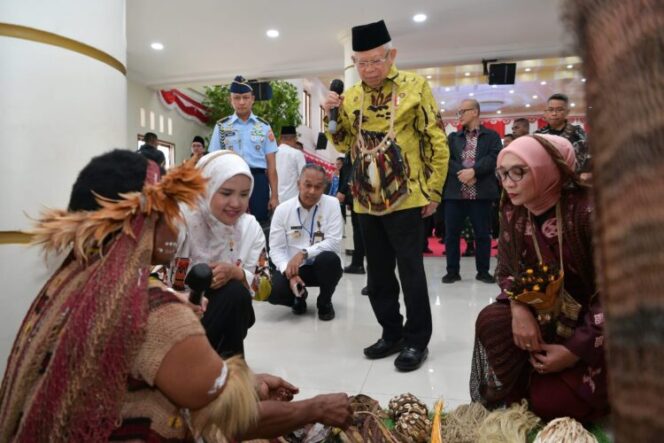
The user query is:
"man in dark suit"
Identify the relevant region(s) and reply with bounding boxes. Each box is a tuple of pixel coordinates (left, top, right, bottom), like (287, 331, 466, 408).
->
(442, 99, 501, 284)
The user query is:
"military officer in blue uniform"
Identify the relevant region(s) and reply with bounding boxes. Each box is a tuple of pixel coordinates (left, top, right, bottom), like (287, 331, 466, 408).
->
(209, 75, 279, 222)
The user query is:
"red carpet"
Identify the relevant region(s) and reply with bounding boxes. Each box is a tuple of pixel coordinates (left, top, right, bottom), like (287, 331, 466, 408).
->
(423, 237, 498, 257)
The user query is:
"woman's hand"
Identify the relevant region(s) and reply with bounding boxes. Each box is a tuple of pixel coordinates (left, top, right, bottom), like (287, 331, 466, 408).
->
(511, 301, 543, 352)
(530, 344, 580, 374)
(209, 262, 243, 289)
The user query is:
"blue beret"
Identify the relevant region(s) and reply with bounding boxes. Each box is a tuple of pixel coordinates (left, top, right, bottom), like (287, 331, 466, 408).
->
(230, 75, 253, 94)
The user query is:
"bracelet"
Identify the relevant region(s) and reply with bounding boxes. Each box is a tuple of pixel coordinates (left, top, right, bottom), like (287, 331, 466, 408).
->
(208, 364, 229, 395)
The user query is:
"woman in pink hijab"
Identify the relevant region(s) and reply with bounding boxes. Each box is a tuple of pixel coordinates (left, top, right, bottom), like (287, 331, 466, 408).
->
(470, 135, 609, 422)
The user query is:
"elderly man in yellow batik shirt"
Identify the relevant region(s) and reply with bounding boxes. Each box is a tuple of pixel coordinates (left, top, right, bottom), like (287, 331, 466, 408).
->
(323, 19, 449, 372)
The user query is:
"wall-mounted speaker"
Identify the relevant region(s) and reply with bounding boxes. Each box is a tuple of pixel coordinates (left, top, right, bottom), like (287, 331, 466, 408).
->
(488, 63, 516, 85)
(316, 132, 328, 150)
(248, 81, 273, 100)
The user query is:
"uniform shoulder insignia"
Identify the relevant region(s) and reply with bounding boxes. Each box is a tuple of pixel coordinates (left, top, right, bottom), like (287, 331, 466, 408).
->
(256, 116, 271, 126)
(217, 116, 231, 124)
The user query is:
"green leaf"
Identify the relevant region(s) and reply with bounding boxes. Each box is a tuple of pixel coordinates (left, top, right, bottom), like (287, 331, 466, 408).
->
(202, 80, 303, 139)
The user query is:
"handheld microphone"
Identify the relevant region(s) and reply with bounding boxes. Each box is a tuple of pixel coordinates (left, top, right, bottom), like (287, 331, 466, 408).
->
(185, 263, 213, 305)
(328, 79, 344, 134)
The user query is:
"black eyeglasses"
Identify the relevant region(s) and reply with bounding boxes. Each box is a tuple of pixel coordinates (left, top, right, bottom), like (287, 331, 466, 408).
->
(495, 166, 529, 182)
(456, 108, 474, 117)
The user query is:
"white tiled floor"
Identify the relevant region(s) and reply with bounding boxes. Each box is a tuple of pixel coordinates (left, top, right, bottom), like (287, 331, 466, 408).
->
(245, 254, 498, 412)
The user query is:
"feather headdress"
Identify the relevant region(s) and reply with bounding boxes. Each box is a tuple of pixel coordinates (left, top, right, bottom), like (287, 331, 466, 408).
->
(31, 159, 207, 260)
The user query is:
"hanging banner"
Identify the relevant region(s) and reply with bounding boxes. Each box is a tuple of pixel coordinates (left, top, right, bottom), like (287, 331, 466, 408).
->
(158, 89, 208, 125)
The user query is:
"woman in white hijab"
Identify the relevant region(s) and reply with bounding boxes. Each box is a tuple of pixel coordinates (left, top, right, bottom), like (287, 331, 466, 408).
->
(173, 151, 270, 357)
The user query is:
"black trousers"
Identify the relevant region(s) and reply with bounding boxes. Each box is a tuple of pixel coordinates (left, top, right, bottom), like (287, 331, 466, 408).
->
(422, 215, 434, 251)
(201, 280, 255, 358)
(249, 169, 269, 223)
(269, 251, 343, 308)
(349, 205, 365, 267)
(444, 199, 493, 274)
(359, 207, 432, 350)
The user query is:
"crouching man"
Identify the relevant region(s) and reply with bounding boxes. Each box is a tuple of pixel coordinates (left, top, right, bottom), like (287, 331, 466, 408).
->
(269, 165, 343, 321)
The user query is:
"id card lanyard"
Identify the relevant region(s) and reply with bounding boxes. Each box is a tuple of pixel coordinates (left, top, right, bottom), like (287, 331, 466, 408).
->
(297, 205, 318, 246)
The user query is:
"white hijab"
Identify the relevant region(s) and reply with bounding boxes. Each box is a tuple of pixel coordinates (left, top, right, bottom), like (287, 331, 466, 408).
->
(178, 151, 255, 265)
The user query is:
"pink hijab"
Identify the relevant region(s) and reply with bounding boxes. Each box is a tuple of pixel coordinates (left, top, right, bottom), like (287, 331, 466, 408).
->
(497, 134, 577, 215)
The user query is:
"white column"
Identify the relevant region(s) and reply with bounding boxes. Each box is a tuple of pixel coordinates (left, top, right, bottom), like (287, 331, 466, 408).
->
(0, 0, 127, 372)
(338, 30, 360, 91)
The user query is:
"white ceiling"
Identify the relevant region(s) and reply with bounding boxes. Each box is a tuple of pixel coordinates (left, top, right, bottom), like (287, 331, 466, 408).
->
(126, 0, 572, 89)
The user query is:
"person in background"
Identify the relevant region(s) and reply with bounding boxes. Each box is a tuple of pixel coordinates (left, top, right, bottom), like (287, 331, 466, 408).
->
(511, 118, 531, 139)
(208, 76, 279, 223)
(269, 165, 343, 321)
(328, 156, 350, 221)
(503, 133, 514, 147)
(535, 93, 590, 181)
(275, 125, 306, 203)
(138, 131, 166, 174)
(442, 99, 501, 284)
(191, 135, 207, 162)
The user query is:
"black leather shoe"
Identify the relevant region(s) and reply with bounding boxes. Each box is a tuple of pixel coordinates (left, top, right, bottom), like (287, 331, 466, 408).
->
(361, 286, 370, 296)
(476, 272, 496, 284)
(344, 264, 366, 274)
(442, 273, 461, 283)
(345, 249, 354, 256)
(292, 297, 307, 315)
(363, 338, 404, 359)
(318, 303, 335, 321)
(394, 347, 428, 372)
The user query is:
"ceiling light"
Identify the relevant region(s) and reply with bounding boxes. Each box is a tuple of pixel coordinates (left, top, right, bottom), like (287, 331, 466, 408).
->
(491, 85, 497, 88)
(525, 67, 532, 72)
(445, 87, 451, 92)
(567, 64, 573, 69)
(509, 89, 515, 94)
(440, 101, 445, 104)
(441, 109, 445, 112)
(469, 92, 474, 97)
(496, 110, 502, 114)
(532, 95, 538, 99)
(525, 103, 531, 108)
(581, 78, 587, 82)
(426, 75, 432, 79)
(266, 29, 280, 38)
(150, 42, 164, 50)
(464, 72, 470, 77)
(540, 81, 547, 85)
(570, 103, 576, 108)
(413, 13, 427, 23)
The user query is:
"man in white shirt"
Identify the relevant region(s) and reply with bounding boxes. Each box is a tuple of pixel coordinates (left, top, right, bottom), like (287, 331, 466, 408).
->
(275, 126, 306, 204)
(269, 164, 344, 320)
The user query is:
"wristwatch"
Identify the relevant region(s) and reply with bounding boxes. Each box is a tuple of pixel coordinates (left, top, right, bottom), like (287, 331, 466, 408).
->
(301, 249, 309, 259)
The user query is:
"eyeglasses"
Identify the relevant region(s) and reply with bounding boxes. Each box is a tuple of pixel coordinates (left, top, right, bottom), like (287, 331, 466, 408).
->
(456, 108, 475, 117)
(545, 107, 567, 114)
(495, 166, 529, 182)
(353, 50, 390, 69)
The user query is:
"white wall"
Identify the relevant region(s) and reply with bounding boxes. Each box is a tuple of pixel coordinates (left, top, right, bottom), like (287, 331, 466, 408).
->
(0, 0, 127, 376)
(127, 81, 209, 165)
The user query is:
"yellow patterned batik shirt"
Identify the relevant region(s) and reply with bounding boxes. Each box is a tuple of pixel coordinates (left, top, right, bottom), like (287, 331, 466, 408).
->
(326, 65, 450, 215)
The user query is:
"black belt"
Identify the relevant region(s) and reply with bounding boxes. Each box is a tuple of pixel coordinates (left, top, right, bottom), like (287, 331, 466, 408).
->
(250, 168, 266, 174)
